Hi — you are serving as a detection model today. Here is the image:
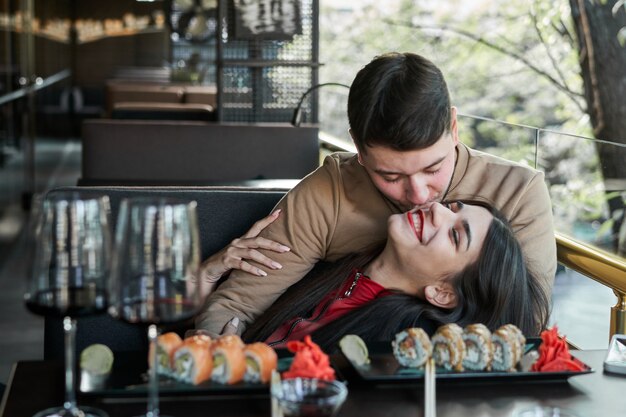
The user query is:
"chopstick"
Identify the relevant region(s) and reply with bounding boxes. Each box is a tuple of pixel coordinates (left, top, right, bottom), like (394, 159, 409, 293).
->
(424, 358, 436, 417)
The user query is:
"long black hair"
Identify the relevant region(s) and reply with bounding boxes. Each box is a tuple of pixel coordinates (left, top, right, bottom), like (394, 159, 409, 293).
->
(243, 205, 550, 352)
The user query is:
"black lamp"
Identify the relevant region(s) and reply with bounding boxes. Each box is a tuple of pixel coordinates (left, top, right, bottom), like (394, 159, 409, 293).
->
(291, 82, 350, 127)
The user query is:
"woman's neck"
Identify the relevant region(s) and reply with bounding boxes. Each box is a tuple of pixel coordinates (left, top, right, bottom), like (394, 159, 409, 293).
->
(362, 252, 424, 298)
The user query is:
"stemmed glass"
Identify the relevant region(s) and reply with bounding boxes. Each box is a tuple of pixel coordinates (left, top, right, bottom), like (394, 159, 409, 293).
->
(25, 192, 112, 417)
(108, 198, 203, 417)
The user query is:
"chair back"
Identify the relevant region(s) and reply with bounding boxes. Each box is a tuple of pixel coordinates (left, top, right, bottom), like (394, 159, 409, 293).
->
(43, 185, 287, 360)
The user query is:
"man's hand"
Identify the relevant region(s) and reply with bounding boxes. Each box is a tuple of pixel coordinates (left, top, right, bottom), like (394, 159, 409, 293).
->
(198, 209, 290, 298)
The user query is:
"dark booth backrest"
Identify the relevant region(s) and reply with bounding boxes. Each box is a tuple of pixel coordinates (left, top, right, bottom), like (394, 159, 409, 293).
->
(80, 120, 319, 185)
(43, 186, 287, 360)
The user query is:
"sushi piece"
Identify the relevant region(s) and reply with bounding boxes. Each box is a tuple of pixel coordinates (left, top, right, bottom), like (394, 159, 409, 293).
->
(462, 324, 493, 371)
(213, 334, 246, 350)
(392, 328, 432, 368)
(243, 342, 278, 383)
(211, 334, 247, 384)
(501, 324, 526, 353)
(148, 332, 183, 377)
(172, 335, 213, 385)
(491, 325, 524, 372)
(431, 323, 465, 372)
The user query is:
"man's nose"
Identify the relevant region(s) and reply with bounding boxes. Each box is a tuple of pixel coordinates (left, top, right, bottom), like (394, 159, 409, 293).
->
(406, 178, 430, 205)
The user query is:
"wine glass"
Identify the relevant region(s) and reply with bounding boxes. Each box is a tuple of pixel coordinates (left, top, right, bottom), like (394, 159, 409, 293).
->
(108, 197, 203, 417)
(25, 192, 112, 417)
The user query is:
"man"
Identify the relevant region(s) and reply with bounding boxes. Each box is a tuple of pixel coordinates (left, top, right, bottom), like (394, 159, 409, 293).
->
(195, 52, 556, 336)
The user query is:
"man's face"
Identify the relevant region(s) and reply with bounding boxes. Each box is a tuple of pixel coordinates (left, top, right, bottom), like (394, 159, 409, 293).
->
(357, 131, 458, 211)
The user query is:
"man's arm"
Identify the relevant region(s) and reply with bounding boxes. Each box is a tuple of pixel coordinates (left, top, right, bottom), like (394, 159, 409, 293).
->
(194, 156, 343, 336)
(509, 171, 557, 299)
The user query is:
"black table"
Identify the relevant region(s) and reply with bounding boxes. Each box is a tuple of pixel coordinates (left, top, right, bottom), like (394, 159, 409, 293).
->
(0, 350, 622, 417)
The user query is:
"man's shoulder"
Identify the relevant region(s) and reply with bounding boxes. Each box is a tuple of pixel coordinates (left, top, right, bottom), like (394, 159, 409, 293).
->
(449, 144, 546, 205)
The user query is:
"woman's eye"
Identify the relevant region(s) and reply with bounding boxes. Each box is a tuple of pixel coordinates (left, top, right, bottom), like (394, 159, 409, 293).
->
(452, 228, 460, 248)
(384, 177, 401, 183)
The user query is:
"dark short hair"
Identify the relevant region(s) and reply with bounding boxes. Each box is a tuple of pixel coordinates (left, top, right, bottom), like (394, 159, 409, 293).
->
(348, 52, 451, 153)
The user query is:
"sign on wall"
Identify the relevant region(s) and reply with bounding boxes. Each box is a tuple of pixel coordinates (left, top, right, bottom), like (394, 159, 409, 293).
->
(233, 0, 302, 40)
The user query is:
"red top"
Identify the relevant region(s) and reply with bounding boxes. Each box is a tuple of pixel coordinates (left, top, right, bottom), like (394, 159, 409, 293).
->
(265, 269, 389, 348)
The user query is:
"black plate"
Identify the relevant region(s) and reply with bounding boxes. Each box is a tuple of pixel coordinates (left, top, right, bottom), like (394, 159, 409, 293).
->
(80, 350, 293, 398)
(339, 338, 593, 385)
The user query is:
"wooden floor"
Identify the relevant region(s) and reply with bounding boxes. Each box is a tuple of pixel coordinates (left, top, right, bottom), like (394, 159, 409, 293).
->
(0, 137, 615, 385)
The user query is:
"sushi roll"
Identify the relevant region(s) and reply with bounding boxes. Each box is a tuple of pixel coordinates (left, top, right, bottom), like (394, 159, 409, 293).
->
(243, 342, 278, 383)
(431, 323, 465, 372)
(491, 325, 523, 372)
(211, 334, 247, 384)
(148, 332, 183, 377)
(501, 324, 526, 353)
(462, 324, 493, 371)
(392, 328, 432, 368)
(213, 334, 246, 350)
(172, 335, 213, 385)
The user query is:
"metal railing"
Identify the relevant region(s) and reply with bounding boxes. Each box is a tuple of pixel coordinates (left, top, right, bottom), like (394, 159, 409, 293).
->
(556, 232, 626, 338)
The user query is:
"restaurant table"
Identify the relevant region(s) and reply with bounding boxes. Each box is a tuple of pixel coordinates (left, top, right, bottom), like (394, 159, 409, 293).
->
(0, 350, 622, 417)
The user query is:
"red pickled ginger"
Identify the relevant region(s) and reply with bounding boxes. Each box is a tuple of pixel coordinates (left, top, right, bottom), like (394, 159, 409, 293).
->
(282, 335, 336, 381)
(531, 326, 585, 372)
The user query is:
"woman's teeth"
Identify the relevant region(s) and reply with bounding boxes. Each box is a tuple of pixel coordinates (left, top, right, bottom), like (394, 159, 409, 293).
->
(412, 212, 422, 242)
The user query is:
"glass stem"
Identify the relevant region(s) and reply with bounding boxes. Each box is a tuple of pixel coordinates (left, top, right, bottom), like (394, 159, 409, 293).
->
(147, 324, 160, 417)
(63, 316, 78, 412)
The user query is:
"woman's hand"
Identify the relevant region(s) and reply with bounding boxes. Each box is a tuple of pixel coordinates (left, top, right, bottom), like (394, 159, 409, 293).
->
(200, 209, 290, 291)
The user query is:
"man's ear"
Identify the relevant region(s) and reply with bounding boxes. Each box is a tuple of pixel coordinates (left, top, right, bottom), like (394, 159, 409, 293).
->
(424, 284, 458, 309)
(450, 106, 459, 146)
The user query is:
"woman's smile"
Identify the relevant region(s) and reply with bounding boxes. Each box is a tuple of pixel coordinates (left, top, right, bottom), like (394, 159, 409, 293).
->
(407, 209, 425, 242)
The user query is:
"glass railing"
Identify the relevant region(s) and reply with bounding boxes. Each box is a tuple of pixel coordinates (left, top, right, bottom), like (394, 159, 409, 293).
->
(319, 113, 626, 348)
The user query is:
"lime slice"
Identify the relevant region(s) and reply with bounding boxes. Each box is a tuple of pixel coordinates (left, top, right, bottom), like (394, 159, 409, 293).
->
(339, 334, 370, 366)
(80, 344, 114, 375)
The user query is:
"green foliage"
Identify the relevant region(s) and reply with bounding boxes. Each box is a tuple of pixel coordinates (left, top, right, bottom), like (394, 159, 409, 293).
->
(318, 0, 622, 252)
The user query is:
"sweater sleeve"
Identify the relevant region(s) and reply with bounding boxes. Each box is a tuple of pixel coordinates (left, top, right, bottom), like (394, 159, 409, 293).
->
(194, 155, 343, 336)
(509, 170, 557, 299)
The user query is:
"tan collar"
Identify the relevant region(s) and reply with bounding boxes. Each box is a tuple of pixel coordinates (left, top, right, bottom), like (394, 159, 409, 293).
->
(445, 142, 470, 198)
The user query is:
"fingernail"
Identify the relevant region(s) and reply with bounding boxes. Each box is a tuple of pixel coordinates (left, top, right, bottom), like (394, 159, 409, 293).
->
(272, 209, 282, 216)
(229, 316, 240, 328)
(271, 262, 282, 269)
(258, 269, 268, 276)
(280, 245, 290, 252)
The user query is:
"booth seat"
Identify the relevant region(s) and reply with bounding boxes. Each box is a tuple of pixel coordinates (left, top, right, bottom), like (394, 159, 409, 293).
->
(43, 185, 288, 360)
(105, 82, 217, 116)
(80, 120, 319, 186)
(111, 102, 215, 122)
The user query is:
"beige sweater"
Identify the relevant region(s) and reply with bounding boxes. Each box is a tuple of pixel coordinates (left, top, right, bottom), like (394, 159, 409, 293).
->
(195, 143, 556, 335)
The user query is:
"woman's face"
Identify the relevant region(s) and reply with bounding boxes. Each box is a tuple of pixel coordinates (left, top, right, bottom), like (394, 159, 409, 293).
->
(386, 201, 493, 281)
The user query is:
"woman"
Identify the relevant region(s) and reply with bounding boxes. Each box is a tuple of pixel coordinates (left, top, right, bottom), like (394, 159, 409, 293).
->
(241, 201, 550, 352)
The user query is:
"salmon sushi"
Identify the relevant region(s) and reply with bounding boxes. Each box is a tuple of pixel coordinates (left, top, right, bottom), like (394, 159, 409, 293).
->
(172, 335, 213, 385)
(148, 332, 183, 377)
(244, 342, 278, 383)
(213, 334, 246, 349)
(212, 335, 246, 384)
